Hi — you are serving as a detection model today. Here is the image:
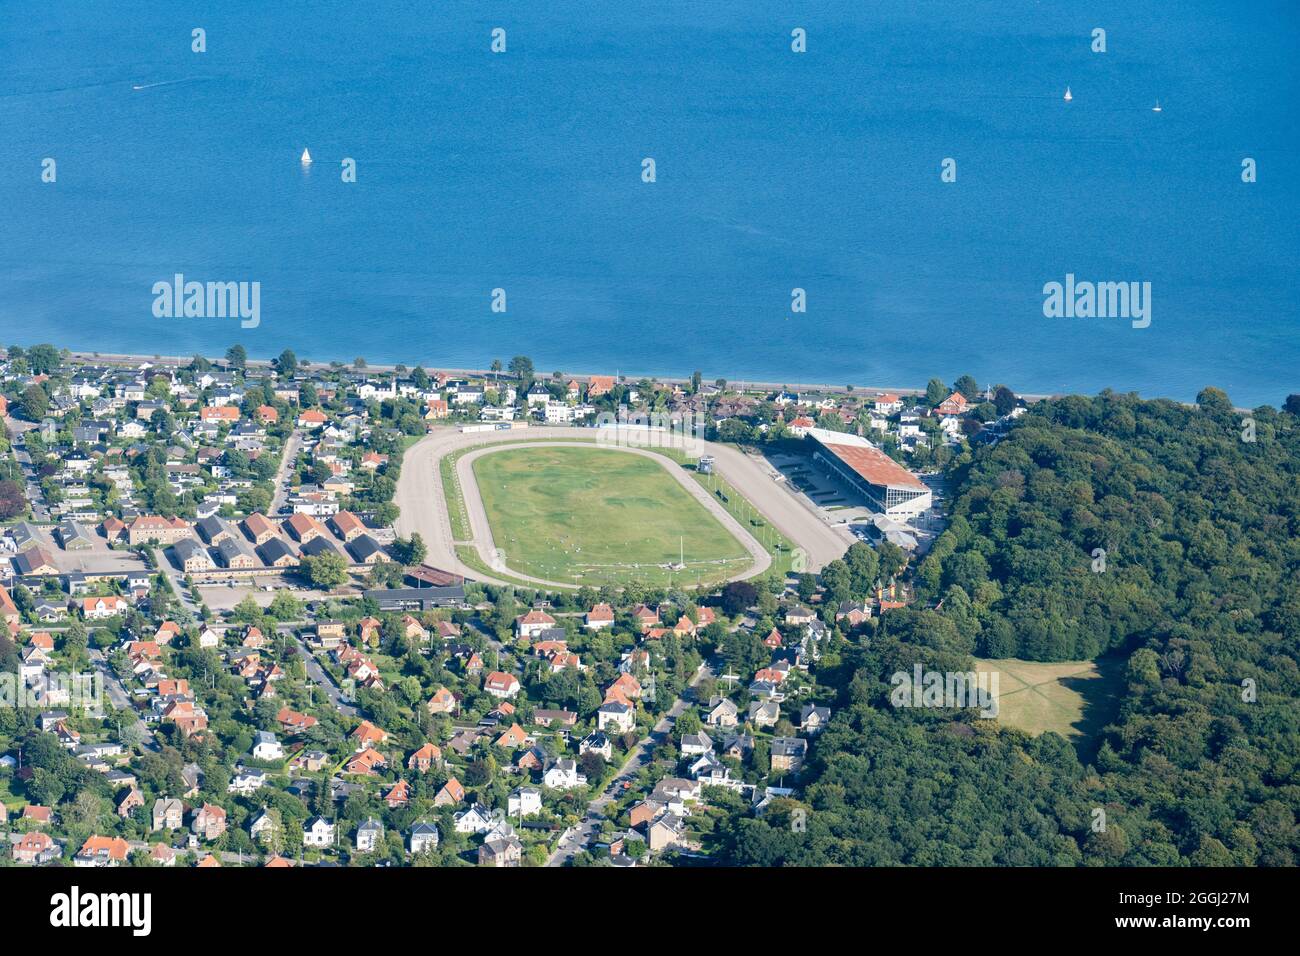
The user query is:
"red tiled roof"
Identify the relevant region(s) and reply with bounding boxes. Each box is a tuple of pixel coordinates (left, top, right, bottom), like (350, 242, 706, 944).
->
(811, 432, 926, 490)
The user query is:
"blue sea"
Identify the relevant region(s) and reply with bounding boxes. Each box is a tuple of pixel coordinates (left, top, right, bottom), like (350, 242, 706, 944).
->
(1, 1, 1296, 406)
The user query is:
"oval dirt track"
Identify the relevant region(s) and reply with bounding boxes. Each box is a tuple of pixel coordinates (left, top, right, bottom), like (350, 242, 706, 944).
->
(394, 426, 850, 589)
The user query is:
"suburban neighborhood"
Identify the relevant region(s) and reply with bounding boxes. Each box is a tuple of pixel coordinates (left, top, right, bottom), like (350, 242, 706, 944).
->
(0, 344, 1010, 867)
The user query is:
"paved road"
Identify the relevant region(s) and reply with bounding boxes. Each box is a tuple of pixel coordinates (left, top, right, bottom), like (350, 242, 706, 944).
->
(270, 429, 303, 515)
(89, 649, 159, 753)
(8, 426, 51, 520)
(287, 630, 358, 718)
(394, 426, 849, 588)
(546, 660, 713, 867)
(153, 547, 200, 621)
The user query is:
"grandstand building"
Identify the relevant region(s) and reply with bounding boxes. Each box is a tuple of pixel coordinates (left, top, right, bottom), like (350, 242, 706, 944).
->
(805, 427, 932, 520)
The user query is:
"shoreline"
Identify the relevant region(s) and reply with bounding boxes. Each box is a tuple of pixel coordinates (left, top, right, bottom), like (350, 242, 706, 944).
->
(56, 348, 1070, 404)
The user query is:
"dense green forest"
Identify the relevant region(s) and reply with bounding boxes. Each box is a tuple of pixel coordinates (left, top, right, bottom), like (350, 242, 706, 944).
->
(715, 390, 1300, 865)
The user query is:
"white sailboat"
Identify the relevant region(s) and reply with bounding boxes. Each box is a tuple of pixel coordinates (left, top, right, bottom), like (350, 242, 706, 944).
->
(1152, 100, 1162, 112)
(1063, 86, 1073, 102)
(300, 148, 313, 165)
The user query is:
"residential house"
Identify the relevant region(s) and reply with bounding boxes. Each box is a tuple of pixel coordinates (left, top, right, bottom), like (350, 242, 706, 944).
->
(748, 700, 780, 727)
(597, 700, 635, 734)
(14, 831, 59, 864)
(356, 818, 383, 853)
(705, 697, 739, 728)
(409, 821, 440, 855)
(191, 803, 228, 841)
(74, 835, 131, 867)
(433, 777, 465, 807)
(800, 704, 832, 734)
(252, 731, 284, 760)
(407, 742, 442, 773)
(483, 670, 521, 699)
(303, 816, 336, 848)
(515, 608, 556, 639)
(507, 787, 543, 818)
(579, 731, 612, 760)
(646, 814, 687, 853)
(478, 836, 523, 867)
(585, 602, 615, 630)
(543, 759, 587, 790)
(454, 804, 496, 834)
(680, 732, 714, 757)
(770, 736, 809, 774)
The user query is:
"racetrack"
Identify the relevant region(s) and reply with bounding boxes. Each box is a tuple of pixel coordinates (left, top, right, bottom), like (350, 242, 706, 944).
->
(394, 426, 851, 589)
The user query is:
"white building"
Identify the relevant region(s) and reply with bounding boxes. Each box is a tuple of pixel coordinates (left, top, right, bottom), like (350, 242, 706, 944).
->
(543, 759, 587, 790)
(303, 816, 336, 847)
(252, 731, 283, 761)
(507, 787, 543, 818)
(597, 700, 635, 734)
(356, 818, 383, 853)
(805, 427, 932, 520)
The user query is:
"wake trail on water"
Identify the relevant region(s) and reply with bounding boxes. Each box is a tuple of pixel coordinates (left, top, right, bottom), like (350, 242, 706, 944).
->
(131, 77, 214, 92)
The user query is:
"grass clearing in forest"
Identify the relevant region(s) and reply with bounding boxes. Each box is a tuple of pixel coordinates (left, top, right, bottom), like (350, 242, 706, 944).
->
(975, 657, 1123, 749)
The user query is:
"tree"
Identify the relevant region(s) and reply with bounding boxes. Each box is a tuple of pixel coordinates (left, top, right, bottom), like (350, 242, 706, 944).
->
(26, 343, 60, 375)
(1283, 394, 1300, 416)
(275, 349, 298, 376)
(0, 479, 25, 519)
(18, 384, 48, 420)
(268, 590, 304, 621)
(676, 710, 702, 737)
(925, 378, 948, 406)
(719, 581, 758, 616)
(953, 374, 980, 401)
(820, 560, 853, 605)
(226, 344, 247, 368)
(301, 552, 349, 589)
(508, 356, 534, 385)
(844, 542, 880, 595)
(392, 533, 427, 567)
(992, 385, 1018, 417)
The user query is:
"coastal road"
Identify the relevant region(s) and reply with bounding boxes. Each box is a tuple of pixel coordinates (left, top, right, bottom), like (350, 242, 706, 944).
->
(394, 426, 849, 588)
(66, 352, 947, 401)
